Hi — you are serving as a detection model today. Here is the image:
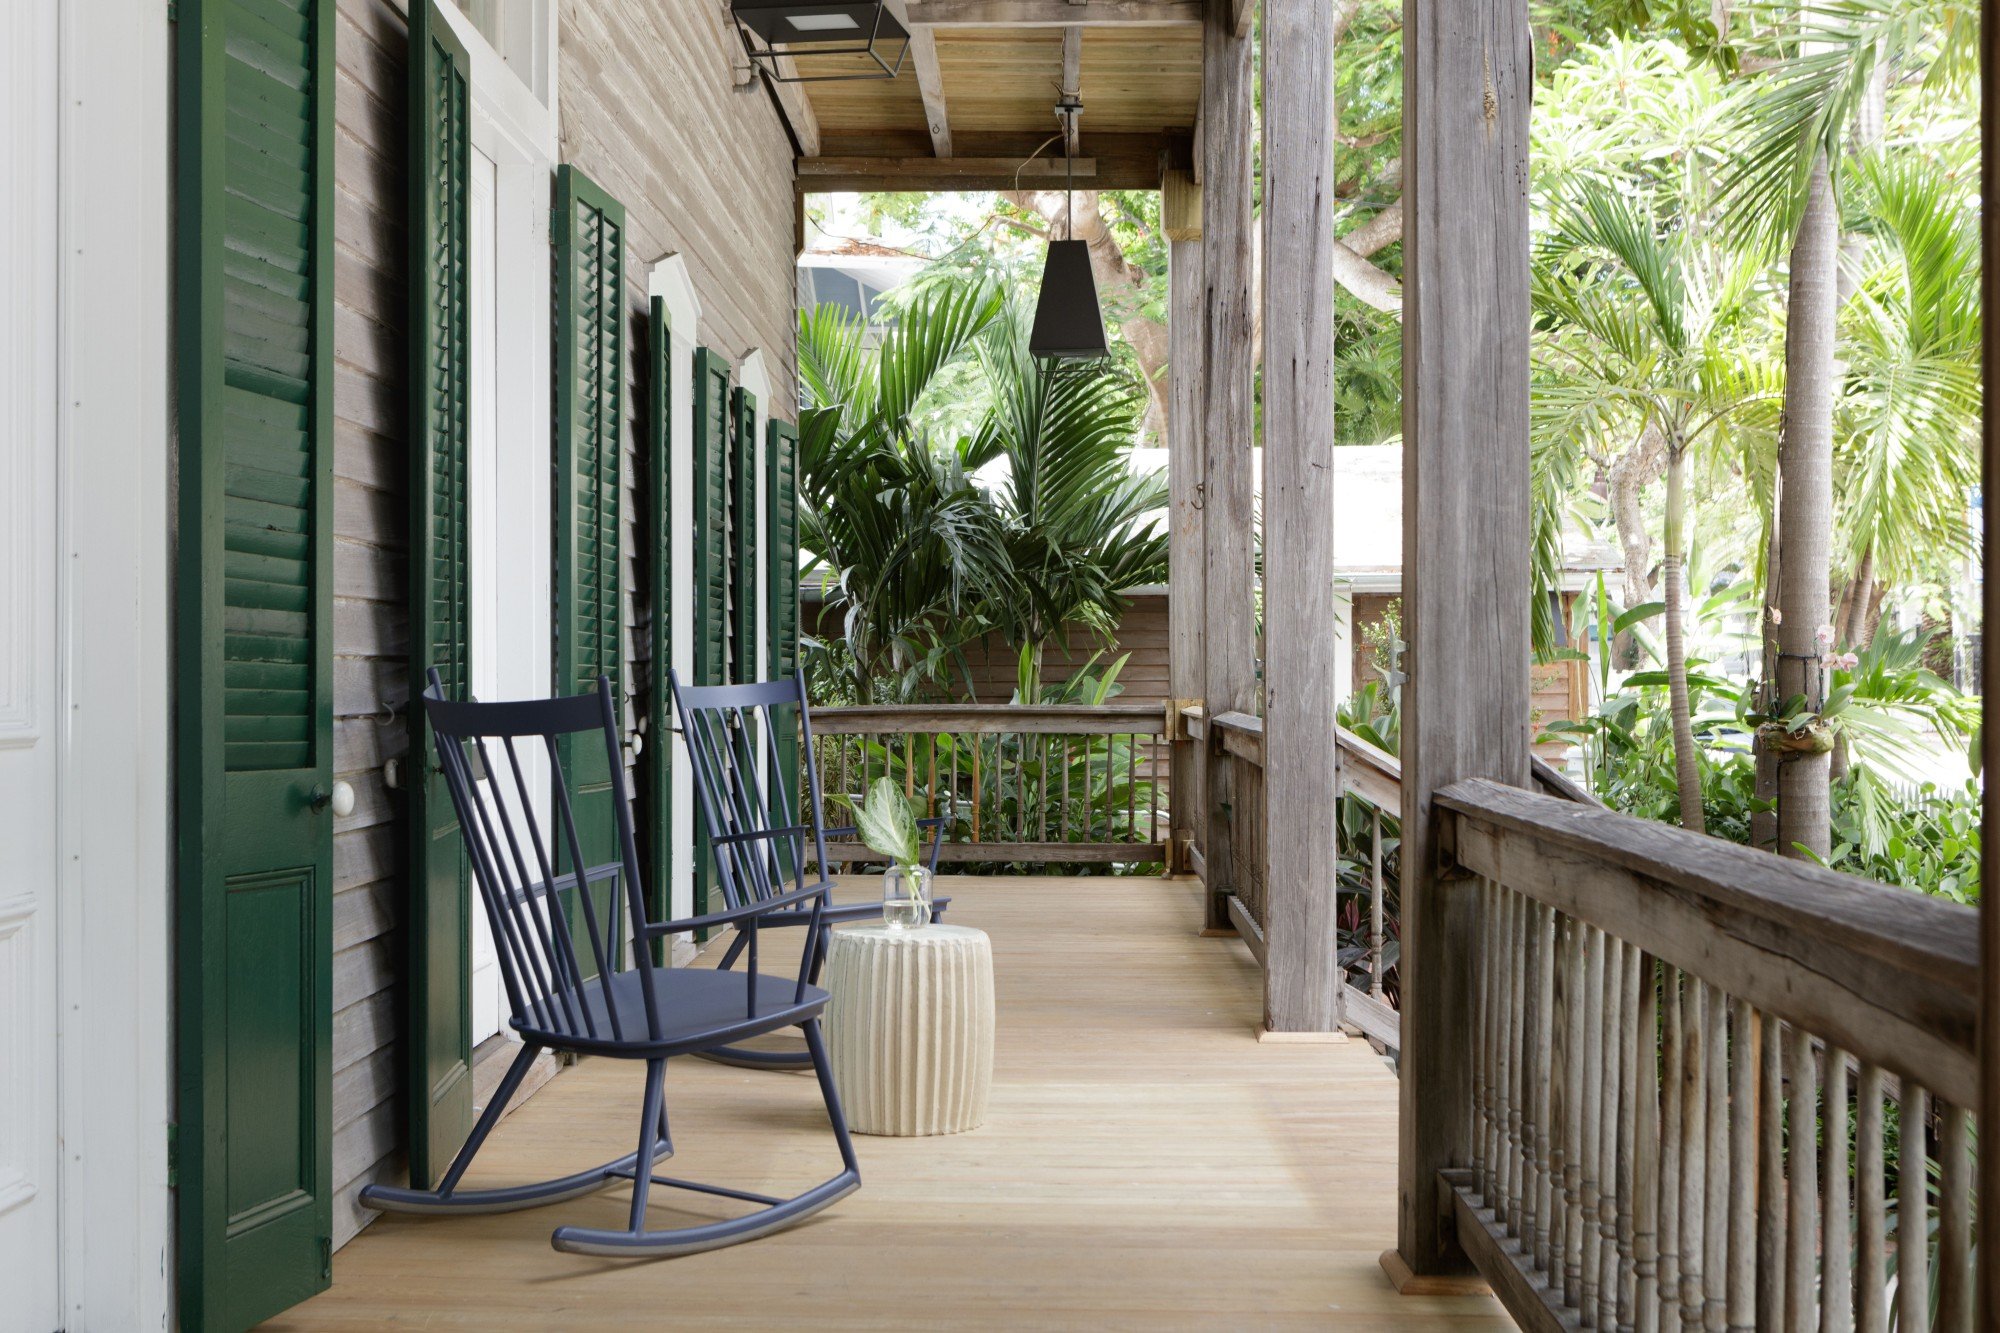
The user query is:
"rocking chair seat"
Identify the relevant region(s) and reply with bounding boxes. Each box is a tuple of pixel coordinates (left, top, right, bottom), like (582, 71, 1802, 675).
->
(519, 966, 831, 1060)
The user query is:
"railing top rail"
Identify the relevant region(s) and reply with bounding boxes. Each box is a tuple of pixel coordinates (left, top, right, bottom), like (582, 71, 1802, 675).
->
(809, 702, 1168, 736)
(1438, 776, 1979, 1104)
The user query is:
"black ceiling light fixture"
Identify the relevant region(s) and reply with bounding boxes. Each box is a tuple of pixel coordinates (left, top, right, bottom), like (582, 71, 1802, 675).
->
(730, 1, 911, 83)
(1028, 97, 1111, 365)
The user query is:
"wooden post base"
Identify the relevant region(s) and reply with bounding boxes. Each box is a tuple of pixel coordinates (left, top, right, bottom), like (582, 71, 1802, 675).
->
(1378, 1249, 1491, 1298)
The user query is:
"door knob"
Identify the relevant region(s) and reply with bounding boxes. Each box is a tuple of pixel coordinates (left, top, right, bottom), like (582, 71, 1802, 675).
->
(311, 781, 357, 817)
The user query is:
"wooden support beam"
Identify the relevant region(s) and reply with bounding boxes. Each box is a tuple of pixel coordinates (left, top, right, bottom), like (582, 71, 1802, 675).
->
(1165, 160, 1205, 881)
(1060, 26, 1083, 155)
(909, 28, 954, 157)
(1161, 165, 1202, 240)
(1198, 0, 1256, 934)
(1259, 0, 1340, 1034)
(1392, 0, 1534, 1285)
(1229, 0, 1254, 35)
(906, 0, 1202, 25)
(1980, 0, 2000, 1319)
(796, 155, 1115, 192)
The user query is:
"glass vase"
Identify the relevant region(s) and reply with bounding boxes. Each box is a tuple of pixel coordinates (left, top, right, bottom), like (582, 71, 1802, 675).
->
(881, 864, 933, 931)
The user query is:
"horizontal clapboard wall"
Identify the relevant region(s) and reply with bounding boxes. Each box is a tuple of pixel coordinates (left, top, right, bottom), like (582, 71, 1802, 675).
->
(319, 0, 802, 1251)
(330, 0, 411, 1250)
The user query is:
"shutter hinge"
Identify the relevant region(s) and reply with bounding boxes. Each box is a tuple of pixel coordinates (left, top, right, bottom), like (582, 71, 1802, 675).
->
(166, 1122, 178, 1188)
(167, 0, 177, 19)
(320, 1235, 333, 1279)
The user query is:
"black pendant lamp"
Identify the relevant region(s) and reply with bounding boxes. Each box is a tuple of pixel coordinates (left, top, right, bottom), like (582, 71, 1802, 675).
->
(730, 1, 911, 83)
(1028, 98, 1110, 362)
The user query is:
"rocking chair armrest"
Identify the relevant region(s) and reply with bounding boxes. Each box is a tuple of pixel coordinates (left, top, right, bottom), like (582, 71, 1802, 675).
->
(638, 881, 833, 939)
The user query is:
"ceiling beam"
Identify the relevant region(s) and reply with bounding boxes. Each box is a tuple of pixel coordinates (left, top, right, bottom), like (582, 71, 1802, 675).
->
(905, 1, 1202, 27)
(1060, 26, 1083, 156)
(909, 29, 954, 157)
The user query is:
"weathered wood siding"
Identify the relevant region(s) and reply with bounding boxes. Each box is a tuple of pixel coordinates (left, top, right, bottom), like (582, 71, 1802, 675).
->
(322, 0, 800, 1251)
(561, 0, 801, 745)
(330, 0, 411, 1251)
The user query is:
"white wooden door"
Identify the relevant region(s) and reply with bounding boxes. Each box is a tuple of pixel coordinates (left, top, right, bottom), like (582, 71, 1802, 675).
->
(467, 145, 505, 1045)
(0, 0, 64, 1318)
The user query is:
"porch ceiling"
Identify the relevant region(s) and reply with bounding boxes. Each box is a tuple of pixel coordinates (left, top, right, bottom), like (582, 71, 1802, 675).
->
(271, 877, 1508, 1328)
(789, 2, 1202, 193)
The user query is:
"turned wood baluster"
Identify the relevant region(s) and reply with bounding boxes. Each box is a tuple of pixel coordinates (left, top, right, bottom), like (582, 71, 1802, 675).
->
(1785, 1023, 1818, 1333)
(1508, 890, 1530, 1240)
(1758, 1013, 1787, 1331)
(1633, 953, 1661, 1333)
(1703, 983, 1728, 1333)
(1617, 944, 1641, 1328)
(1580, 926, 1605, 1324)
(1564, 916, 1588, 1309)
(1938, 1101, 1972, 1333)
(1659, 966, 1684, 1329)
(1474, 880, 1494, 1203)
(1533, 902, 1558, 1277)
(1854, 1065, 1887, 1333)
(1895, 1081, 1926, 1333)
(1680, 977, 1707, 1332)
(1821, 1045, 1852, 1333)
(1728, 1000, 1757, 1332)
(1550, 911, 1572, 1306)
(1598, 935, 1623, 1332)
(1496, 888, 1517, 1225)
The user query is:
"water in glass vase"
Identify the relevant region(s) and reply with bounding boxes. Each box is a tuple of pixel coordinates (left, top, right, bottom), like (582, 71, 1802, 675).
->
(882, 865, 932, 931)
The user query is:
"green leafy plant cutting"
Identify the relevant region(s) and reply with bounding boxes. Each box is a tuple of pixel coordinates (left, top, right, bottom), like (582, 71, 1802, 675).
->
(854, 776, 923, 871)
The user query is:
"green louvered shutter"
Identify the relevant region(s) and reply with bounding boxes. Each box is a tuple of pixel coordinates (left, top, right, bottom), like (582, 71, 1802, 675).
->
(691, 347, 731, 916)
(642, 296, 673, 958)
(731, 387, 760, 683)
(174, 0, 336, 1325)
(766, 417, 802, 822)
(553, 165, 627, 971)
(406, 0, 474, 1190)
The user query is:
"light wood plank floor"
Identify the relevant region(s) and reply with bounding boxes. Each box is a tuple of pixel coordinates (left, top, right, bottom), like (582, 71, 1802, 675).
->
(271, 876, 1508, 1330)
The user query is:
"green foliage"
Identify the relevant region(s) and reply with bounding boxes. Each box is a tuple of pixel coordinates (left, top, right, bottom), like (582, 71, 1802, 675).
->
(799, 275, 1165, 704)
(853, 775, 923, 870)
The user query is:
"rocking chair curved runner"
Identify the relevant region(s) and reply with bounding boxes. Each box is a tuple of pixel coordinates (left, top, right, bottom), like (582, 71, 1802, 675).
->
(670, 670, 949, 1070)
(358, 670, 859, 1258)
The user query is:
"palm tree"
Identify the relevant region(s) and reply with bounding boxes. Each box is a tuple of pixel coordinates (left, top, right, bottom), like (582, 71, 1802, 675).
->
(798, 278, 1168, 703)
(972, 302, 1169, 697)
(797, 281, 1012, 701)
(1717, 0, 1976, 857)
(1533, 184, 1782, 832)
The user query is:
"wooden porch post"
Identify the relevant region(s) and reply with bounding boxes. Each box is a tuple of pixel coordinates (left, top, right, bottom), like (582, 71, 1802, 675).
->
(1199, 0, 1256, 931)
(1258, 0, 1340, 1033)
(1978, 7, 1998, 1320)
(1163, 159, 1206, 881)
(1389, 0, 1533, 1285)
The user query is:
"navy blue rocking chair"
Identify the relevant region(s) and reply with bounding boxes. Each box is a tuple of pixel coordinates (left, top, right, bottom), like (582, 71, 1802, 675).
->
(358, 671, 859, 1257)
(669, 671, 949, 1071)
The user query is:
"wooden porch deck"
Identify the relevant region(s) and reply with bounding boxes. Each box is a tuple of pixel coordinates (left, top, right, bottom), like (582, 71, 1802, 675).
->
(270, 877, 1507, 1330)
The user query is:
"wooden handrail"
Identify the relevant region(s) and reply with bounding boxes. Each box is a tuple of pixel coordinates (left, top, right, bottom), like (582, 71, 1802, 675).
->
(811, 702, 1168, 736)
(1436, 777, 1980, 1328)
(1438, 777, 1978, 1099)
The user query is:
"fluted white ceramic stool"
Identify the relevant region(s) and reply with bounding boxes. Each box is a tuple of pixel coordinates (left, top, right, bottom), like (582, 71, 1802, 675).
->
(823, 924, 994, 1136)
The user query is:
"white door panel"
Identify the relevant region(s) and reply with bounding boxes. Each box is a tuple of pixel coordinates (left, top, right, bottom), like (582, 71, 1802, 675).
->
(0, 0, 63, 1319)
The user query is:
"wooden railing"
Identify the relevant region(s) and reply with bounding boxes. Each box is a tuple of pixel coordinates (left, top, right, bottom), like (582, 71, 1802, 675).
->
(808, 703, 1173, 868)
(1183, 704, 1405, 1048)
(1436, 779, 1980, 1330)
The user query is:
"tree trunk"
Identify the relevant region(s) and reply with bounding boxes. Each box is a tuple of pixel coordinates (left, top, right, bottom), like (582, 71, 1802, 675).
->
(1664, 442, 1706, 833)
(1752, 465, 1781, 852)
(1606, 419, 1668, 611)
(1841, 540, 1877, 649)
(1774, 155, 1838, 861)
